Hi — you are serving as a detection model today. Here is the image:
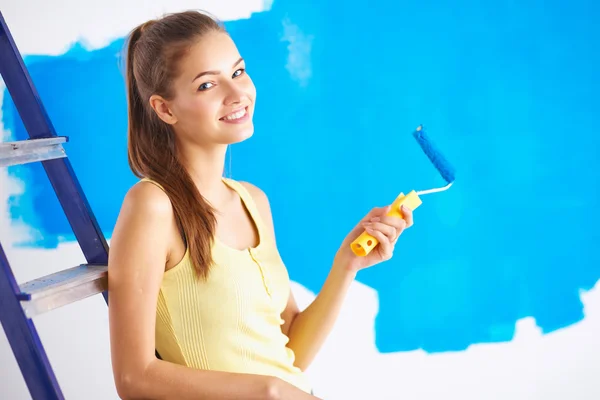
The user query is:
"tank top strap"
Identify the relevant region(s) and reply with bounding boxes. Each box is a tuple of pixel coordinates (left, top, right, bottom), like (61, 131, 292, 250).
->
(139, 177, 167, 192)
(222, 178, 259, 217)
(141, 177, 260, 220)
(139, 176, 267, 250)
(221, 177, 268, 247)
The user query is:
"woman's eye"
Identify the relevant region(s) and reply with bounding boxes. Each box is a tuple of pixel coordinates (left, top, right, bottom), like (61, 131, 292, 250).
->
(198, 82, 214, 91)
(233, 68, 245, 78)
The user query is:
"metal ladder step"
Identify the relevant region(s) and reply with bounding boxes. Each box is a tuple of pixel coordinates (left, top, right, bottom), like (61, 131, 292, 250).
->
(17, 264, 108, 318)
(1, 10, 110, 399)
(0, 136, 68, 167)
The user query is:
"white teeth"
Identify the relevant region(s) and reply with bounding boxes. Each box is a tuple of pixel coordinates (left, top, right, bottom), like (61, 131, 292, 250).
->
(223, 108, 247, 121)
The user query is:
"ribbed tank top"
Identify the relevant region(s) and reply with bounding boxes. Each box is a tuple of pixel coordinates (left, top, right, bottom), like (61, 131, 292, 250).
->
(140, 177, 312, 394)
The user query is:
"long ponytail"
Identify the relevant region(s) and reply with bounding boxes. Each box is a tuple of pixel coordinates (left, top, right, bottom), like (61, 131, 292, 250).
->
(124, 12, 225, 280)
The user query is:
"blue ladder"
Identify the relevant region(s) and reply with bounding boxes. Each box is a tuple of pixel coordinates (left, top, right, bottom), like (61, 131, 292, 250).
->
(0, 11, 110, 400)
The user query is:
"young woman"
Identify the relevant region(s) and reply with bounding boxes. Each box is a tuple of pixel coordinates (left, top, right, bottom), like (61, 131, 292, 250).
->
(107, 10, 413, 400)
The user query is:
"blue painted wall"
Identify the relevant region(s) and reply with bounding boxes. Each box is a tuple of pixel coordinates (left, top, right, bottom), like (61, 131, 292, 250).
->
(3, 0, 600, 354)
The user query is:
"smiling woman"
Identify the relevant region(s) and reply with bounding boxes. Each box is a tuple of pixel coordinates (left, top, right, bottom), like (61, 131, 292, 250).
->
(146, 30, 256, 149)
(107, 9, 413, 400)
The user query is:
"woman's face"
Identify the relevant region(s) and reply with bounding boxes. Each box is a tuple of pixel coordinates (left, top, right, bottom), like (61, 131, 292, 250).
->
(151, 31, 257, 148)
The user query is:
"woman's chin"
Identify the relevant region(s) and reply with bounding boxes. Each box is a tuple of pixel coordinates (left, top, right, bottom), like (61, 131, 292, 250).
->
(222, 125, 255, 144)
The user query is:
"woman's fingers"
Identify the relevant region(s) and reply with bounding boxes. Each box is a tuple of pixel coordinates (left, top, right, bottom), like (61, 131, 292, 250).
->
(363, 225, 393, 256)
(362, 220, 402, 242)
(400, 205, 414, 228)
(363, 207, 412, 242)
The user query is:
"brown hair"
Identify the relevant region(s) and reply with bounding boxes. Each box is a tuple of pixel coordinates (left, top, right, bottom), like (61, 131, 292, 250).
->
(124, 11, 226, 279)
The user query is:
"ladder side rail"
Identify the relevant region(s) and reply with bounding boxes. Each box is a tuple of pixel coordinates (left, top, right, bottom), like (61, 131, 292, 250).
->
(0, 12, 110, 272)
(0, 242, 64, 400)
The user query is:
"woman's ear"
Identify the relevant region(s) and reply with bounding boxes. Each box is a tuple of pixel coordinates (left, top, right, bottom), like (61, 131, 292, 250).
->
(149, 94, 178, 125)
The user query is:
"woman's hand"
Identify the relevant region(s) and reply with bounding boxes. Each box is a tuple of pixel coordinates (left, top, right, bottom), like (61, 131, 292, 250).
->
(334, 203, 414, 273)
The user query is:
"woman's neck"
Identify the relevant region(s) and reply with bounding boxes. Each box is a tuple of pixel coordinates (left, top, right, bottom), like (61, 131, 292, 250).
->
(177, 143, 231, 208)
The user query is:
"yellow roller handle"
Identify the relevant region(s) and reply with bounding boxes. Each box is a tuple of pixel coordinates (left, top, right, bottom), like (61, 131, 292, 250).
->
(350, 190, 423, 257)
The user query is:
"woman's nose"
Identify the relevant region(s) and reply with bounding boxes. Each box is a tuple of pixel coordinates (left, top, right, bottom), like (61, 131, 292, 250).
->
(223, 82, 247, 105)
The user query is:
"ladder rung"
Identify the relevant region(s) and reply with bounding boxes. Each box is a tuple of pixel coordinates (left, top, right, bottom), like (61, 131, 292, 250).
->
(18, 264, 108, 318)
(0, 136, 68, 167)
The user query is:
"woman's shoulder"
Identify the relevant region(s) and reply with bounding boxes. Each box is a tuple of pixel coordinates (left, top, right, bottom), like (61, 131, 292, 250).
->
(121, 178, 174, 218)
(109, 179, 178, 272)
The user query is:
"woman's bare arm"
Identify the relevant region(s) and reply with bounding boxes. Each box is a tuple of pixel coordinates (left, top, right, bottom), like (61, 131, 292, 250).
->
(108, 182, 319, 400)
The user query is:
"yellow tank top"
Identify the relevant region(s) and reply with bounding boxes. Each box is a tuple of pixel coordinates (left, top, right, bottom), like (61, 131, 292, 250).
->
(140, 177, 312, 394)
